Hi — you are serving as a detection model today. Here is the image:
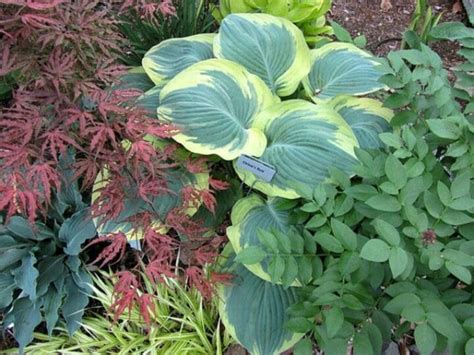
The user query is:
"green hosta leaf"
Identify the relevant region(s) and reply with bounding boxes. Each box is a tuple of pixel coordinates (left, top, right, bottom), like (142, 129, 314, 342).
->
(43, 284, 63, 336)
(9, 297, 42, 352)
(328, 96, 393, 149)
(62, 275, 90, 335)
(0, 274, 15, 308)
(0, 248, 29, 272)
(13, 254, 39, 301)
(59, 208, 96, 255)
(215, 13, 310, 96)
(389, 248, 408, 278)
(235, 100, 359, 199)
(227, 194, 294, 283)
(158, 59, 277, 160)
(360, 239, 390, 262)
(303, 42, 385, 101)
(414, 323, 437, 355)
(218, 253, 303, 355)
(142, 34, 215, 85)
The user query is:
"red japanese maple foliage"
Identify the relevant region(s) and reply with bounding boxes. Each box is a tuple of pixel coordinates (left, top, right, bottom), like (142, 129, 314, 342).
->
(1, 0, 232, 323)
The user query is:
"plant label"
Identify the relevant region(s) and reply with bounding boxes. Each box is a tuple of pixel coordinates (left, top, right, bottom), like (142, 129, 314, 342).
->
(236, 155, 276, 182)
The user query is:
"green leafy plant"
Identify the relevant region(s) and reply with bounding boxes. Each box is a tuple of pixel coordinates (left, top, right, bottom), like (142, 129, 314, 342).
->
(0, 153, 96, 352)
(125, 11, 391, 354)
(213, 0, 333, 46)
(118, 0, 217, 66)
(400, 0, 442, 48)
(234, 31, 472, 355)
(19, 271, 234, 355)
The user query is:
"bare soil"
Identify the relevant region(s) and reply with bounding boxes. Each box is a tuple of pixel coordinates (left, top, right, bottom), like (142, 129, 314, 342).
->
(329, 0, 467, 67)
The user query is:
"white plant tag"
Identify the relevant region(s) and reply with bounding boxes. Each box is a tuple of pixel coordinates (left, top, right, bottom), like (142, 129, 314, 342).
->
(236, 155, 276, 182)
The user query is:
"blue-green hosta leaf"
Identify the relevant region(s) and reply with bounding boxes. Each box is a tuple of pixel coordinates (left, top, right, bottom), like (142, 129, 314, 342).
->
(59, 208, 97, 255)
(303, 43, 386, 101)
(158, 59, 278, 160)
(13, 254, 39, 301)
(235, 100, 359, 199)
(114, 66, 155, 92)
(43, 284, 63, 336)
(218, 250, 303, 355)
(62, 275, 90, 335)
(0, 273, 15, 308)
(227, 194, 292, 282)
(214, 13, 310, 96)
(142, 34, 215, 85)
(327, 96, 393, 149)
(9, 297, 42, 352)
(135, 84, 164, 118)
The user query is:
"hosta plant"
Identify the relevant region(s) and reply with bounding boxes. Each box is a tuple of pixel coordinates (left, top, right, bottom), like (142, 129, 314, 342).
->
(0, 154, 96, 352)
(213, 0, 334, 45)
(128, 11, 391, 354)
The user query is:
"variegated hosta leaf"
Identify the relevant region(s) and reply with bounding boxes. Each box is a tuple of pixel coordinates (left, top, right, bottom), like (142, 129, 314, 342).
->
(158, 59, 278, 160)
(227, 194, 295, 283)
(92, 167, 208, 240)
(218, 247, 303, 355)
(135, 85, 164, 118)
(214, 13, 310, 96)
(235, 100, 359, 199)
(114, 66, 155, 92)
(327, 96, 393, 149)
(303, 42, 386, 101)
(142, 34, 215, 85)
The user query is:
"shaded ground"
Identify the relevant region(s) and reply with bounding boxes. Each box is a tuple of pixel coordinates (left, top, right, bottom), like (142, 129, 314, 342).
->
(330, 0, 467, 68)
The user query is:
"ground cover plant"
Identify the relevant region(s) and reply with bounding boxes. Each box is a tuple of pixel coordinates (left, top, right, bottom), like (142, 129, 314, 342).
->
(1, 0, 473, 354)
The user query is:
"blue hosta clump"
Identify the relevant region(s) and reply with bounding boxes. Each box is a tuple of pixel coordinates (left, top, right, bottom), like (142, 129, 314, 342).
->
(0, 154, 96, 353)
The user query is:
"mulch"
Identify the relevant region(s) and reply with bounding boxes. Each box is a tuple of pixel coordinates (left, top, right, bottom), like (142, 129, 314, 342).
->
(329, 0, 467, 68)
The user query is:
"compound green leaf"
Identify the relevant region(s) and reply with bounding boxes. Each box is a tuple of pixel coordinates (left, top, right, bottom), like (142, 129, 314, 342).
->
(142, 34, 215, 85)
(159, 59, 277, 160)
(235, 100, 359, 199)
(303, 42, 385, 101)
(214, 13, 310, 96)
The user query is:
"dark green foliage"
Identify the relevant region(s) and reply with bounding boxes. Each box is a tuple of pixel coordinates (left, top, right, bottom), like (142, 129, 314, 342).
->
(0, 153, 96, 353)
(118, 0, 218, 66)
(245, 31, 474, 354)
